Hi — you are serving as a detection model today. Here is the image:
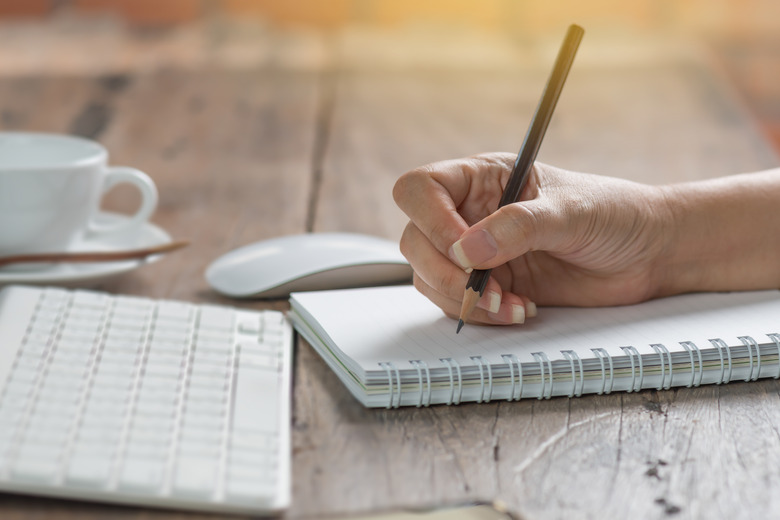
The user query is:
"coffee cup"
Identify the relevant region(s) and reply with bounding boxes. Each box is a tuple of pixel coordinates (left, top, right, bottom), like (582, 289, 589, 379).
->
(0, 132, 158, 257)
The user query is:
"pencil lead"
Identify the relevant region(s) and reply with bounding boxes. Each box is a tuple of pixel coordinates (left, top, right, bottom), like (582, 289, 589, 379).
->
(456, 319, 464, 334)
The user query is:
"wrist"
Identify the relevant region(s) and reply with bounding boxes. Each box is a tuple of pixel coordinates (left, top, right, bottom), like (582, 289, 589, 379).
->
(652, 170, 780, 296)
(651, 183, 704, 297)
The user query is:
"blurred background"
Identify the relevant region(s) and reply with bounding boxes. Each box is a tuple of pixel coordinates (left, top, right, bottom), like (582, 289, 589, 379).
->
(0, 0, 777, 154)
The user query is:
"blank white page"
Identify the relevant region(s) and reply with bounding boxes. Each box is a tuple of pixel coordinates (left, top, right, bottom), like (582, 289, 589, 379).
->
(290, 285, 780, 372)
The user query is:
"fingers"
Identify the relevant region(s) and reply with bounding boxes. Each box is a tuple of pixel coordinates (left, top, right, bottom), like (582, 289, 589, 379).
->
(449, 193, 573, 271)
(393, 160, 472, 259)
(413, 272, 531, 326)
(402, 222, 532, 325)
(394, 153, 543, 326)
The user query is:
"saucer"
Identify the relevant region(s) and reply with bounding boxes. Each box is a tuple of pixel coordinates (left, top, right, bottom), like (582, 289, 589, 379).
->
(0, 211, 172, 287)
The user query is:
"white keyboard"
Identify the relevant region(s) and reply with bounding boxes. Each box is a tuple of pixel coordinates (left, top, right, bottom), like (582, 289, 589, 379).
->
(0, 285, 292, 515)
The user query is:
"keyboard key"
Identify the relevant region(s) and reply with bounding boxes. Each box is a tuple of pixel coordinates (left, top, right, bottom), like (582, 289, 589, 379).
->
(178, 437, 222, 458)
(225, 474, 277, 502)
(240, 352, 280, 371)
(232, 350, 280, 435)
(230, 431, 278, 452)
(0, 407, 25, 429)
(66, 454, 113, 487)
(190, 363, 230, 380)
(130, 415, 176, 436)
(148, 338, 188, 354)
(99, 356, 141, 373)
(182, 411, 224, 431)
(118, 457, 166, 491)
(192, 339, 233, 354)
(72, 290, 110, 308)
(146, 349, 185, 365)
(12, 456, 60, 483)
(185, 385, 227, 405)
(143, 363, 183, 380)
(81, 413, 126, 431)
(157, 301, 195, 322)
(76, 427, 122, 446)
(19, 341, 49, 358)
(124, 444, 172, 466)
(237, 317, 261, 335)
(151, 329, 190, 344)
(192, 349, 231, 365)
(13, 443, 63, 482)
(188, 373, 229, 392)
(133, 401, 177, 421)
(172, 456, 220, 497)
(198, 306, 234, 331)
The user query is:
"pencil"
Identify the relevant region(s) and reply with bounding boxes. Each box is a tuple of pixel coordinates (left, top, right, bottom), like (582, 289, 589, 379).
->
(456, 24, 584, 333)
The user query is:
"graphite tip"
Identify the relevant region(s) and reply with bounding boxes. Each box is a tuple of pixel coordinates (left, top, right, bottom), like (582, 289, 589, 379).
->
(456, 319, 465, 334)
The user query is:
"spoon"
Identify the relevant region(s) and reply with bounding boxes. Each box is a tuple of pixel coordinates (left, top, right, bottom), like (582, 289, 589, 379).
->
(0, 240, 189, 268)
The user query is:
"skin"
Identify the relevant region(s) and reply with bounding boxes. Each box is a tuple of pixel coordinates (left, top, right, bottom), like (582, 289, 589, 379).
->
(392, 152, 780, 326)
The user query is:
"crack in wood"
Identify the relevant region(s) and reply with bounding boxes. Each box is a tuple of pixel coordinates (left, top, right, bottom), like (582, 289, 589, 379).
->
(513, 412, 612, 475)
(306, 64, 337, 232)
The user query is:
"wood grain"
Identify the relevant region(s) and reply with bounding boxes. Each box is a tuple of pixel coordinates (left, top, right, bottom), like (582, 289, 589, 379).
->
(1, 20, 779, 520)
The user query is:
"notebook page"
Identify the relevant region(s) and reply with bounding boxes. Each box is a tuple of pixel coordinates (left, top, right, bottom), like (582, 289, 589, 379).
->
(291, 285, 780, 372)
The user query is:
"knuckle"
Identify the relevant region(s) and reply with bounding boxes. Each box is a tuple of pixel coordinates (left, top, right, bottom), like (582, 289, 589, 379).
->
(392, 174, 410, 204)
(398, 223, 415, 260)
(437, 266, 463, 297)
(392, 166, 430, 205)
(428, 219, 455, 251)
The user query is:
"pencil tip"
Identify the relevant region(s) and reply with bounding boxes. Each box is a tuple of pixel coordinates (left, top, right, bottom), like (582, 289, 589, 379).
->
(456, 319, 464, 334)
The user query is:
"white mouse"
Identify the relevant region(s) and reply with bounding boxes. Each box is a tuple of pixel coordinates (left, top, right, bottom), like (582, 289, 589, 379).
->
(205, 232, 413, 298)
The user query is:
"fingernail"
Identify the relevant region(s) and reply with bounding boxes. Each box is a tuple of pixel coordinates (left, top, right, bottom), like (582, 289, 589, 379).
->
(448, 229, 498, 269)
(478, 291, 501, 314)
(526, 301, 537, 318)
(511, 305, 526, 324)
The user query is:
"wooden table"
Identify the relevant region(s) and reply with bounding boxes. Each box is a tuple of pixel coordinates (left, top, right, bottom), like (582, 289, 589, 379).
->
(1, 18, 779, 520)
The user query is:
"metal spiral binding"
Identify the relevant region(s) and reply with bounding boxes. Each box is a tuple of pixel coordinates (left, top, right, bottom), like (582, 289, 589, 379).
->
(501, 354, 523, 401)
(738, 336, 761, 382)
(410, 360, 432, 407)
(709, 338, 732, 384)
(619, 346, 643, 392)
(440, 357, 462, 405)
(650, 344, 673, 390)
(531, 352, 553, 399)
(679, 341, 704, 387)
(767, 333, 780, 379)
(590, 348, 614, 394)
(561, 350, 584, 397)
(470, 356, 493, 403)
(379, 361, 402, 409)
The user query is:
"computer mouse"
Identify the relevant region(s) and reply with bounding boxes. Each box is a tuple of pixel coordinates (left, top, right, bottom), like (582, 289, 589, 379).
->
(205, 232, 413, 299)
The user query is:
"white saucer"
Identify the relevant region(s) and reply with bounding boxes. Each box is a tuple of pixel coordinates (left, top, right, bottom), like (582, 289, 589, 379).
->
(0, 211, 172, 287)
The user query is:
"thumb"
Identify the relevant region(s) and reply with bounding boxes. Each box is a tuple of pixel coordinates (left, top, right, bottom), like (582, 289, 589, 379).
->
(448, 198, 568, 269)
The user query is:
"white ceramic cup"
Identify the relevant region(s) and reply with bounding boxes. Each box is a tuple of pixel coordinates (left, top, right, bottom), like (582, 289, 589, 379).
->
(0, 132, 158, 256)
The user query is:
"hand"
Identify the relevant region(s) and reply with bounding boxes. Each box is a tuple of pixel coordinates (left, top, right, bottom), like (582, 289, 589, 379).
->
(392, 153, 673, 326)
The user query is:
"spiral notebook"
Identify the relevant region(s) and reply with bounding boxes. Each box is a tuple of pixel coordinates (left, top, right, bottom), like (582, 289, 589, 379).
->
(289, 285, 780, 408)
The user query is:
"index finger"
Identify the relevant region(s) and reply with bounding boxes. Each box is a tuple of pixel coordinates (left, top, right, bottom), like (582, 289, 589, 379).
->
(392, 154, 513, 258)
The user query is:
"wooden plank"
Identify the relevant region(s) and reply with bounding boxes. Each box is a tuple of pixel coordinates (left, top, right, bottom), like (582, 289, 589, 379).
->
(315, 59, 778, 240)
(0, 76, 104, 134)
(296, 44, 780, 520)
(93, 69, 320, 303)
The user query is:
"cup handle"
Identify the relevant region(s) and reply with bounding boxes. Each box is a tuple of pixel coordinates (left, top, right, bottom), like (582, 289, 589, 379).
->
(87, 166, 159, 236)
